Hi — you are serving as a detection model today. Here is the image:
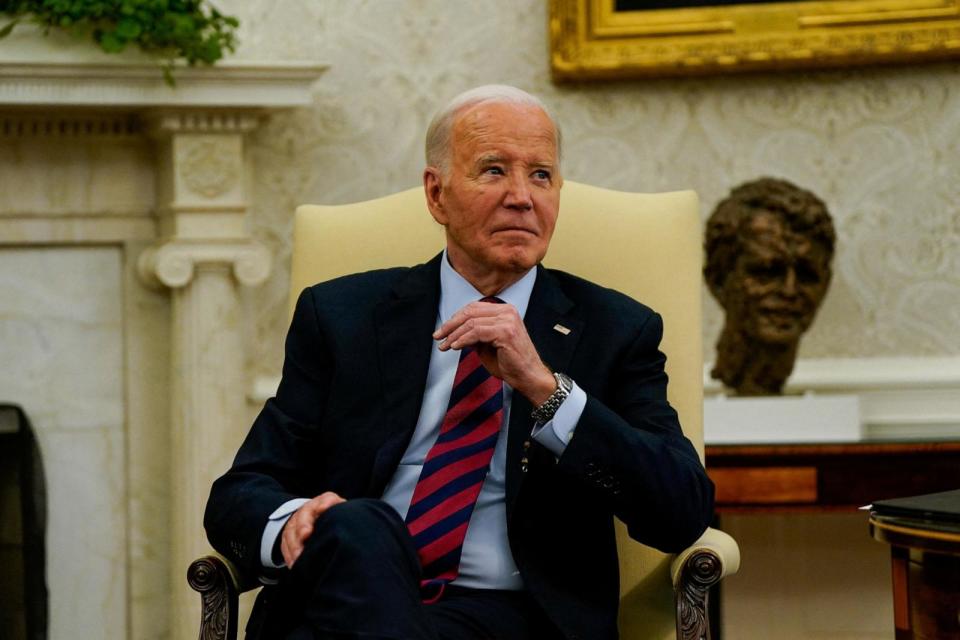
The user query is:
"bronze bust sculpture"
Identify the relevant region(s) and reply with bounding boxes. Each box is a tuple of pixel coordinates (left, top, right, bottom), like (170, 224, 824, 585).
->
(704, 178, 836, 395)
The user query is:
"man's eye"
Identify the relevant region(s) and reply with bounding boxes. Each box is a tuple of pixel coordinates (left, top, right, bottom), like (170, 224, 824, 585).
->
(484, 167, 504, 175)
(533, 169, 551, 180)
(796, 263, 822, 284)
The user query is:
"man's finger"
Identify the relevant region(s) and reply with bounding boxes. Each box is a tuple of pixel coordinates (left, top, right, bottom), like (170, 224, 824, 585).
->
(282, 492, 346, 567)
(282, 520, 306, 567)
(282, 509, 313, 567)
(433, 301, 507, 340)
(436, 303, 521, 350)
(438, 316, 502, 351)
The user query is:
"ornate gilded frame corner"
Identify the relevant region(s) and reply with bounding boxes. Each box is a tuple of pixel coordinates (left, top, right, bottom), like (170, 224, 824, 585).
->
(550, 0, 960, 80)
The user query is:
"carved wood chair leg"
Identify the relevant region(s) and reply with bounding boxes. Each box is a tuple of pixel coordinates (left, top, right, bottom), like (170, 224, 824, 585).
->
(188, 556, 240, 640)
(675, 549, 724, 640)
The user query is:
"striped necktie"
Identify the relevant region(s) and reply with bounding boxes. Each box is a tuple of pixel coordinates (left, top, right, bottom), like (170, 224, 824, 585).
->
(405, 297, 504, 602)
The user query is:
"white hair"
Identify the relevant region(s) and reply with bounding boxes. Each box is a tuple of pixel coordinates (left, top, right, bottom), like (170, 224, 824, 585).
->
(424, 84, 563, 174)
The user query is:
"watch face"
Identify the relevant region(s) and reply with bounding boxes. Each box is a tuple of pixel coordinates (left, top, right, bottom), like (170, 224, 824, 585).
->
(557, 373, 573, 392)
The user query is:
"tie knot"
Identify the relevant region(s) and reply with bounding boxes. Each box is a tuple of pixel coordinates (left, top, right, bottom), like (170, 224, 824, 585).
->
(481, 296, 504, 304)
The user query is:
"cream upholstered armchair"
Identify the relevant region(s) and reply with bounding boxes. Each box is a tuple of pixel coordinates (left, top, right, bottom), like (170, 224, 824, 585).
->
(189, 181, 740, 640)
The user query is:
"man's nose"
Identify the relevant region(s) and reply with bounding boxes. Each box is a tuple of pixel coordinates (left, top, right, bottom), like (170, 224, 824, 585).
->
(782, 266, 798, 296)
(503, 174, 533, 210)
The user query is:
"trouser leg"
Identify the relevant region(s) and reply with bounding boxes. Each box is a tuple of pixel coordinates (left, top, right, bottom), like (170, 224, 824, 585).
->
(281, 498, 436, 640)
(270, 498, 560, 640)
(426, 586, 564, 640)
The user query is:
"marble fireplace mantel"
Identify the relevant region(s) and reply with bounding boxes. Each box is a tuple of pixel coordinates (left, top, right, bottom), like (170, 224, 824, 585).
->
(0, 25, 325, 109)
(1, 31, 325, 640)
(0, 59, 325, 109)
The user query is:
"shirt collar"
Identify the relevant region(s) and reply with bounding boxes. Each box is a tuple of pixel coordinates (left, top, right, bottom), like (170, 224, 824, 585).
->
(439, 249, 538, 324)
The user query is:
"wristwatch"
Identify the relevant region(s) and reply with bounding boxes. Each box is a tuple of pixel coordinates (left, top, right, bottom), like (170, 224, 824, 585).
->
(531, 372, 573, 423)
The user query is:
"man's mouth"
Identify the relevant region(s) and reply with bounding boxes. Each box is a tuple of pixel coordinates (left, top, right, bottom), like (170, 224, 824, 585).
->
(493, 227, 537, 235)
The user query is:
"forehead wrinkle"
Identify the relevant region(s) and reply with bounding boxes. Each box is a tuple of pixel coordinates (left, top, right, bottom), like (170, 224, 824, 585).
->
(452, 104, 558, 160)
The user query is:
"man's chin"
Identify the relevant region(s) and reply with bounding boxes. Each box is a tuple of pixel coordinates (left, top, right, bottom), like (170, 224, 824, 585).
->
(487, 246, 545, 273)
(499, 254, 542, 274)
(750, 325, 805, 345)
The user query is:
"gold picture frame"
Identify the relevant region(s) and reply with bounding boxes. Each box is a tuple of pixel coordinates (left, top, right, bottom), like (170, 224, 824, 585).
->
(550, 0, 960, 79)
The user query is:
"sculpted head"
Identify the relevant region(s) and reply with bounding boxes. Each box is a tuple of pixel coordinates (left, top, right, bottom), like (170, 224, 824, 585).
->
(423, 85, 563, 294)
(704, 178, 836, 394)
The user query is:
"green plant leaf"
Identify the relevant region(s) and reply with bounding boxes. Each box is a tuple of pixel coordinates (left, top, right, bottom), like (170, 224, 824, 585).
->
(5, 0, 239, 81)
(99, 30, 126, 53)
(115, 17, 140, 39)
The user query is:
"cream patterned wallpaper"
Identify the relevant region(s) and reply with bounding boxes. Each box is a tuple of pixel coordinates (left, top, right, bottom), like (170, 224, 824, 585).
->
(223, 0, 960, 380)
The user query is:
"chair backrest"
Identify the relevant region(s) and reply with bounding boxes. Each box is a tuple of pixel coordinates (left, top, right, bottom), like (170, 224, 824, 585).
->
(290, 181, 703, 640)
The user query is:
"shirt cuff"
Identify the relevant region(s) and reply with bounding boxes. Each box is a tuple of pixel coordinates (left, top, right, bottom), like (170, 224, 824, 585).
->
(260, 497, 310, 569)
(531, 382, 586, 458)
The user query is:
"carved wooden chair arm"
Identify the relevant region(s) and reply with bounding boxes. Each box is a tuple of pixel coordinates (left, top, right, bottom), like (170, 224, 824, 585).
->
(671, 527, 741, 640)
(188, 555, 249, 640)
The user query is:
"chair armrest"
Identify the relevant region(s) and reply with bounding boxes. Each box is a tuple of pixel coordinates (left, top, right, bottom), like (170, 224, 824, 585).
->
(188, 555, 255, 640)
(670, 528, 741, 640)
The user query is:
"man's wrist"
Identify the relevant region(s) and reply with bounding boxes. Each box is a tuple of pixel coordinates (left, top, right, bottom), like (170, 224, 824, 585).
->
(525, 366, 559, 407)
(531, 372, 573, 423)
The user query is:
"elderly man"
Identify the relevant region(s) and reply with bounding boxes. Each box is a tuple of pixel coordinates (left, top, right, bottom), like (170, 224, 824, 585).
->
(205, 85, 713, 640)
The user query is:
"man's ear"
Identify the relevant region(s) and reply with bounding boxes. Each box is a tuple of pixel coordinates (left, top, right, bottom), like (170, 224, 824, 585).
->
(423, 168, 448, 225)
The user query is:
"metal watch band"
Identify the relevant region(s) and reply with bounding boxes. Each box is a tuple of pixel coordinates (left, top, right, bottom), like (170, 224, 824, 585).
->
(531, 372, 573, 423)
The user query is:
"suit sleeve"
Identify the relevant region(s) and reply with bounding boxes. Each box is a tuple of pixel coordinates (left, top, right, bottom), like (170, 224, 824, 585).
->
(204, 288, 333, 577)
(555, 311, 714, 553)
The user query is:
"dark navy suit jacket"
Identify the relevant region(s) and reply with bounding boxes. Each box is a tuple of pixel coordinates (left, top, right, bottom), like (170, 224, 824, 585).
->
(205, 253, 714, 640)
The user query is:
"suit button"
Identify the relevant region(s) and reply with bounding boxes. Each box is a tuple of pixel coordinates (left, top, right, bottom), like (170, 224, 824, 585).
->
(585, 462, 599, 473)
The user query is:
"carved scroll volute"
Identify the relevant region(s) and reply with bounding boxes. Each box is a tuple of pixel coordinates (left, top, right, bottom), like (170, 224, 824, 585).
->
(187, 556, 239, 640)
(137, 240, 271, 290)
(675, 549, 723, 640)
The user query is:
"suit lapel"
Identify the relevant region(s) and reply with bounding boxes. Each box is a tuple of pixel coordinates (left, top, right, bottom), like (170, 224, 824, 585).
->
(367, 254, 442, 495)
(505, 266, 584, 514)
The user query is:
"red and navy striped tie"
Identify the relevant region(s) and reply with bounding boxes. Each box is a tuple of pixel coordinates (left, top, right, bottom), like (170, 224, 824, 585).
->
(405, 300, 504, 602)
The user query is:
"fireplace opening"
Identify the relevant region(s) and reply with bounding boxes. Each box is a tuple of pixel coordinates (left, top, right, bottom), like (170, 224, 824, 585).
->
(0, 404, 48, 640)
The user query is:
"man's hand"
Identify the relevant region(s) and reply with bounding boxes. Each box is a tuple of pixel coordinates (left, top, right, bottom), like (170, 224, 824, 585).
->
(281, 491, 346, 567)
(434, 300, 556, 406)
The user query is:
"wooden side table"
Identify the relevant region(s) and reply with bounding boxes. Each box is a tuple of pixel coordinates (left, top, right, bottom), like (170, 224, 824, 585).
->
(706, 442, 960, 513)
(870, 515, 960, 639)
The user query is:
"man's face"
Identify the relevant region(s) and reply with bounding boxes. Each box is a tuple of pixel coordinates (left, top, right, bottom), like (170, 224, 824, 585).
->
(722, 212, 832, 345)
(424, 101, 562, 286)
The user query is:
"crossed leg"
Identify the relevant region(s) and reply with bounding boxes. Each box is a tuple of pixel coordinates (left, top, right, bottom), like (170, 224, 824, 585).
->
(267, 499, 558, 640)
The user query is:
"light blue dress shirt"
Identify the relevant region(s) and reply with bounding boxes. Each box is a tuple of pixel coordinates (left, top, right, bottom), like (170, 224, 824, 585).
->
(261, 252, 587, 591)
